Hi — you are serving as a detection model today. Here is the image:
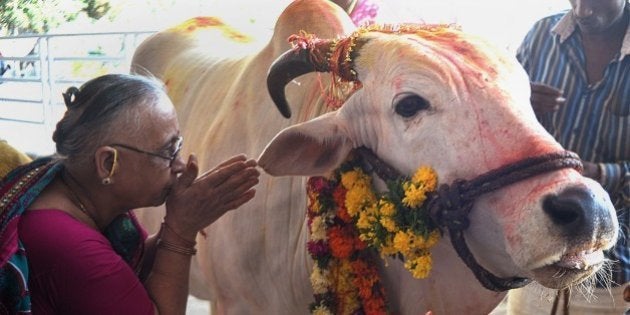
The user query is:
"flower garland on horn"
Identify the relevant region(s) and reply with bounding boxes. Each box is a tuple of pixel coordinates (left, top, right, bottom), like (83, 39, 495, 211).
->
(306, 154, 440, 314)
(288, 24, 460, 112)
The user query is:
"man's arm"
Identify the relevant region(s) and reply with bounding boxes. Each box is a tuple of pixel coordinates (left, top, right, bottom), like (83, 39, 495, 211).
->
(600, 161, 629, 209)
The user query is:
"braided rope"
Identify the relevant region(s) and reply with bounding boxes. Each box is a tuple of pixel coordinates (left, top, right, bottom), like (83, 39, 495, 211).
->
(356, 147, 583, 291)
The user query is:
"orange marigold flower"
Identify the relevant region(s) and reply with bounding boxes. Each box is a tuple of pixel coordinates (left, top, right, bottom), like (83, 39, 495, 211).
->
(333, 185, 347, 207)
(328, 226, 354, 259)
(334, 187, 352, 223)
(350, 260, 379, 299)
(355, 237, 368, 250)
(363, 297, 387, 315)
(337, 206, 353, 223)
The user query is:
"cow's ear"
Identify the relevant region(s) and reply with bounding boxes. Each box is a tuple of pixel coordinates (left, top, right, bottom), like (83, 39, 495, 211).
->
(258, 112, 352, 176)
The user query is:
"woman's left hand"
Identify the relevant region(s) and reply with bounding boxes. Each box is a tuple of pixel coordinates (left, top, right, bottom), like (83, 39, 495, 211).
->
(163, 154, 260, 240)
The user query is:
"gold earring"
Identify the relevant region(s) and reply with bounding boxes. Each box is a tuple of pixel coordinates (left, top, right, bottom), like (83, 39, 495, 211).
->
(108, 149, 118, 178)
(102, 149, 118, 185)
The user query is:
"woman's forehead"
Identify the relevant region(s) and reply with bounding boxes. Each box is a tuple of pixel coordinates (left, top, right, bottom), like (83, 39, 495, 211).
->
(146, 109, 179, 139)
(123, 98, 179, 146)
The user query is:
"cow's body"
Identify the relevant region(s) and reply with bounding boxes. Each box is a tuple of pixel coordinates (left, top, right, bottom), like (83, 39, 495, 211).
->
(131, 1, 618, 314)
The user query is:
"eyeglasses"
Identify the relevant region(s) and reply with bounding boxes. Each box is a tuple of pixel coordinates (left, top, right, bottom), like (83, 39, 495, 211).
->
(109, 136, 183, 167)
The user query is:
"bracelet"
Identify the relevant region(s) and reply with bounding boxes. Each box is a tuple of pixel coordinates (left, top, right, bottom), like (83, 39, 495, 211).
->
(156, 238, 197, 256)
(161, 221, 196, 248)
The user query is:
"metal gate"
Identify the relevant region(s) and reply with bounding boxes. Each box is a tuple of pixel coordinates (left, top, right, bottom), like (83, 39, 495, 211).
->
(0, 31, 154, 156)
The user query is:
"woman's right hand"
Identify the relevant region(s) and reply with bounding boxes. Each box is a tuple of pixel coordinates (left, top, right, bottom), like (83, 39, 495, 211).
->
(163, 154, 260, 240)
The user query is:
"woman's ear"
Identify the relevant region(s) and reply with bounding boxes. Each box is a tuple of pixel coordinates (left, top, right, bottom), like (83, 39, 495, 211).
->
(94, 146, 118, 184)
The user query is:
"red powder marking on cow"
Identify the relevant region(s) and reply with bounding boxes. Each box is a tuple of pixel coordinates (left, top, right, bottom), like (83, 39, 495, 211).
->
(388, 25, 499, 85)
(168, 16, 251, 43)
(392, 76, 403, 91)
(432, 35, 498, 82)
(193, 16, 222, 27)
(506, 228, 523, 249)
(170, 17, 222, 33)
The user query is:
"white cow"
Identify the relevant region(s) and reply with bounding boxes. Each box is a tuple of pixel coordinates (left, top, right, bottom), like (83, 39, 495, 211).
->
(131, 1, 619, 314)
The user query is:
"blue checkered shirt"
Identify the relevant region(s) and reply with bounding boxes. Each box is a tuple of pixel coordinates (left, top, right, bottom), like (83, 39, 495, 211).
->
(516, 9, 629, 286)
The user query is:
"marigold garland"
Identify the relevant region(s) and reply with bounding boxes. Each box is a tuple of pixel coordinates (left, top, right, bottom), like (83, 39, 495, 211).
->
(306, 155, 440, 314)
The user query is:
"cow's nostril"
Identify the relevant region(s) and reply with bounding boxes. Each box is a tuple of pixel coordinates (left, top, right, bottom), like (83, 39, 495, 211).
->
(542, 186, 599, 236)
(543, 195, 582, 226)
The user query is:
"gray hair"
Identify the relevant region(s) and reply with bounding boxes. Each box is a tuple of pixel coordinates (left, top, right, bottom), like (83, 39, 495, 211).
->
(52, 73, 167, 166)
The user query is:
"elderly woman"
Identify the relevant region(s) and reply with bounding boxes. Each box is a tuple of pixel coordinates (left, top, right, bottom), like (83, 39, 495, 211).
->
(0, 74, 260, 314)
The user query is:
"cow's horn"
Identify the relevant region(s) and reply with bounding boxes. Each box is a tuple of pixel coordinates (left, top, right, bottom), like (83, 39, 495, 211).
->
(267, 41, 333, 118)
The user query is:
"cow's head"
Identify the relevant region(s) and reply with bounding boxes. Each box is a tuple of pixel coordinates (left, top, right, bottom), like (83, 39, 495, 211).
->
(258, 25, 618, 290)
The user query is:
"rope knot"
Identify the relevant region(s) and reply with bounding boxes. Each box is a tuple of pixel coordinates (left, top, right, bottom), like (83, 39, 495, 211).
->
(430, 180, 472, 231)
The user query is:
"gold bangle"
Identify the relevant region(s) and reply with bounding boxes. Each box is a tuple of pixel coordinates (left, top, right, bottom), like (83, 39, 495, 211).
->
(156, 238, 197, 256)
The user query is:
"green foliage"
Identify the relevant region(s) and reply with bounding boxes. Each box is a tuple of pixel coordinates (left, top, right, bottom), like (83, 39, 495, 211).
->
(0, 0, 111, 35)
(82, 0, 110, 19)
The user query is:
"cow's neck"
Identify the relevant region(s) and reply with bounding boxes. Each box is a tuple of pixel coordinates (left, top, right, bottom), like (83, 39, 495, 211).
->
(381, 238, 507, 314)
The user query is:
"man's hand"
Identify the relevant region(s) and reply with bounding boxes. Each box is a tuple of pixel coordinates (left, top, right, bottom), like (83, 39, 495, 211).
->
(530, 82, 566, 114)
(581, 161, 601, 182)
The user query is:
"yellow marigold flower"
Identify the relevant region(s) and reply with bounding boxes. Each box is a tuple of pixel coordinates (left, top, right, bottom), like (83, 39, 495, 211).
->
(307, 189, 317, 200)
(344, 187, 363, 216)
(402, 183, 427, 208)
(310, 216, 328, 241)
(412, 230, 440, 249)
(345, 185, 376, 217)
(380, 242, 398, 256)
(337, 262, 360, 313)
(426, 229, 441, 247)
(342, 296, 360, 315)
(337, 261, 360, 313)
(310, 265, 330, 294)
(356, 212, 374, 229)
(378, 200, 396, 216)
(341, 169, 366, 189)
(364, 203, 378, 216)
(412, 166, 437, 191)
(379, 216, 398, 233)
(309, 198, 321, 214)
(393, 230, 413, 255)
(360, 231, 377, 244)
(358, 233, 370, 242)
(312, 305, 334, 315)
(359, 184, 377, 202)
(404, 254, 433, 279)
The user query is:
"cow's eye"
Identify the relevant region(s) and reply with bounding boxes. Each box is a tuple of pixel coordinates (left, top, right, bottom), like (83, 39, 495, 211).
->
(394, 94, 430, 118)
